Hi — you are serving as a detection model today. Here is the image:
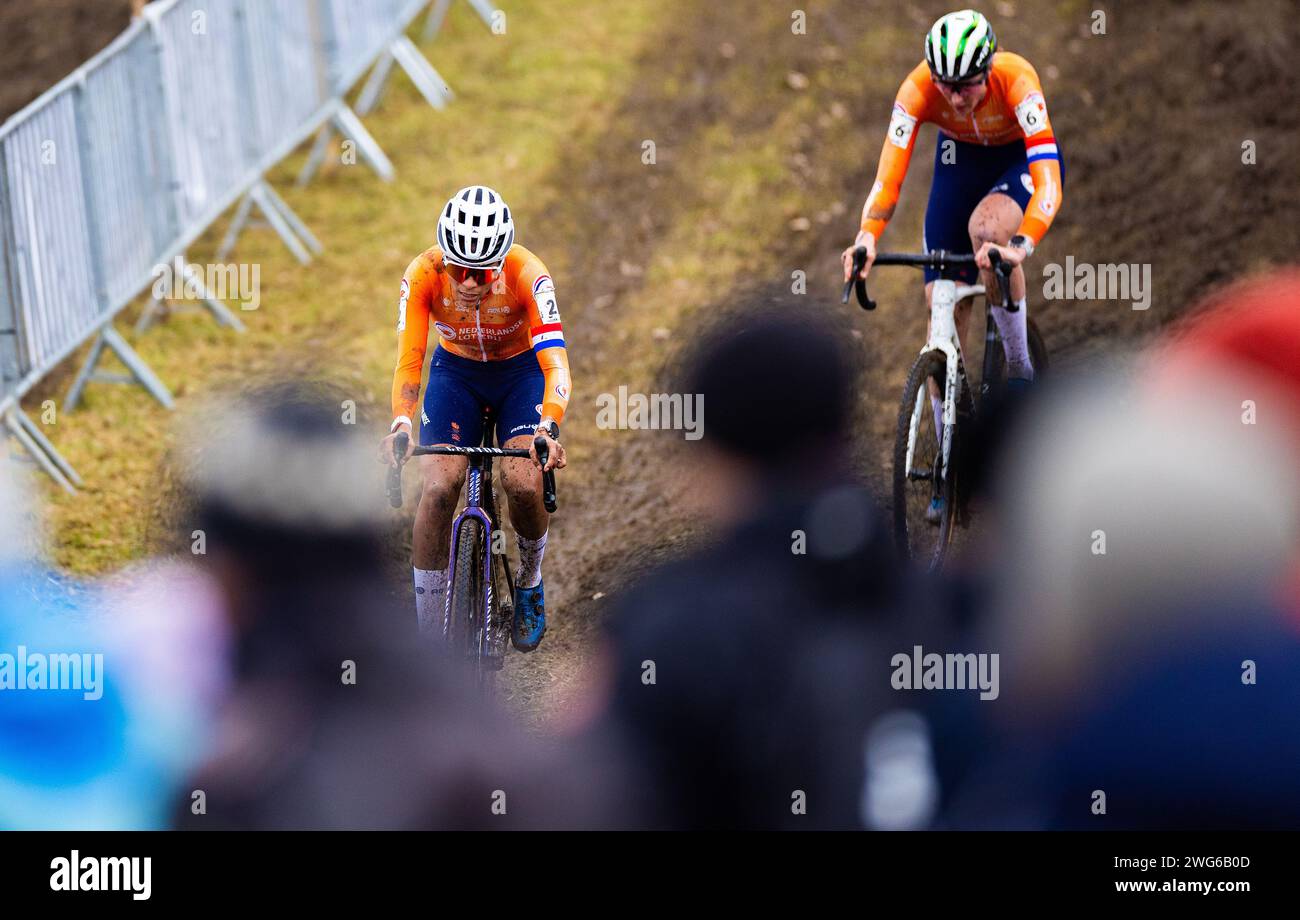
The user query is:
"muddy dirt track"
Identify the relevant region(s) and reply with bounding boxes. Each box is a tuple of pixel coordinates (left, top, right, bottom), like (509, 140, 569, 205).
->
(495, 0, 1300, 723)
(6, 1, 1298, 725)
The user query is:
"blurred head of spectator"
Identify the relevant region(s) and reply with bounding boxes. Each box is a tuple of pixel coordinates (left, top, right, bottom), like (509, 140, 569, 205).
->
(681, 306, 857, 527)
(946, 299, 1300, 826)
(1152, 268, 1300, 615)
(586, 309, 939, 830)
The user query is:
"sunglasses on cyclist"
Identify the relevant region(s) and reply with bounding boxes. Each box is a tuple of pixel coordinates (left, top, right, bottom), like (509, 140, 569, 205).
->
(444, 262, 500, 285)
(935, 74, 987, 91)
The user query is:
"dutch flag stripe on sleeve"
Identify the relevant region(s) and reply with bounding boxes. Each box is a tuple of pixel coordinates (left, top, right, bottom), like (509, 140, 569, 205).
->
(1025, 136, 1059, 164)
(531, 322, 565, 351)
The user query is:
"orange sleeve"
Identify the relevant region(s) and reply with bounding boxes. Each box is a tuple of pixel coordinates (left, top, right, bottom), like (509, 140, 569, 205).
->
(1003, 58, 1063, 245)
(512, 253, 572, 425)
(390, 255, 438, 429)
(861, 64, 932, 239)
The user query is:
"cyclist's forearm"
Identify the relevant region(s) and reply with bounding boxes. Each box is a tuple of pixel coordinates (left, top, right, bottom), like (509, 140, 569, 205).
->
(536, 346, 571, 424)
(391, 350, 424, 427)
(1017, 152, 1063, 245)
(860, 137, 911, 239)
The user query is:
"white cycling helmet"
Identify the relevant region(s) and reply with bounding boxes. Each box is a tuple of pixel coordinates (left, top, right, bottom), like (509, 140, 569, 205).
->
(925, 9, 997, 82)
(436, 185, 515, 268)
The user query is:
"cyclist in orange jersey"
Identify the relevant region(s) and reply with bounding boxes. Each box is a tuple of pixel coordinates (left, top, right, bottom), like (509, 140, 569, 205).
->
(841, 9, 1063, 522)
(380, 186, 570, 651)
(842, 8, 1064, 386)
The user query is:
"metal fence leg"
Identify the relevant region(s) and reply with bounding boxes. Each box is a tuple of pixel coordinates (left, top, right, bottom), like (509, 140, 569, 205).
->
(13, 406, 83, 487)
(333, 106, 395, 182)
(247, 182, 313, 265)
(65, 326, 175, 412)
(423, 0, 455, 42)
(356, 53, 397, 116)
(64, 334, 108, 412)
(296, 125, 335, 187)
(216, 193, 256, 263)
(259, 183, 323, 256)
(4, 410, 78, 495)
(179, 261, 248, 331)
(464, 0, 498, 29)
(389, 36, 452, 111)
(134, 296, 166, 334)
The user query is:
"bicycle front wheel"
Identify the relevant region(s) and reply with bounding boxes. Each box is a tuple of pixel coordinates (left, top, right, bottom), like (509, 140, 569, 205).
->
(447, 517, 489, 686)
(892, 349, 958, 571)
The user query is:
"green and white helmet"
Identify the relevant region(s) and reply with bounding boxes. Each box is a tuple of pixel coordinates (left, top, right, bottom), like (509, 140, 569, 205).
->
(924, 9, 997, 82)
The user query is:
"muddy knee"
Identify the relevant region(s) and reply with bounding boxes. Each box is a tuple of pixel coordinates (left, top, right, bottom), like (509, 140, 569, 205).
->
(419, 464, 465, 518)
(500, 459, 539, 506)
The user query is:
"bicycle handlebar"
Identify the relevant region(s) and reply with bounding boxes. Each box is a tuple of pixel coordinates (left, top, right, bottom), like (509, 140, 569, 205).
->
(842, 247, 1017, 312)
(385, 431, 558, 512)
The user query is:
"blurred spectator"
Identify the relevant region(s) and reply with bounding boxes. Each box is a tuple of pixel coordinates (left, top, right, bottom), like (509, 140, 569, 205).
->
(1152, 268, 1300, 618)
(171, 381, 619, 830)
(585, 310, 938, 830)
(939, 354, 1300, 829)
(0, 460, 173, 829)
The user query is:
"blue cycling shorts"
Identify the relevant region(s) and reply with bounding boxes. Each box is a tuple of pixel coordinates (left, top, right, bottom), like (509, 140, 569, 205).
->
(420, 346, 544, 447)
(923, 133, 1065, 283)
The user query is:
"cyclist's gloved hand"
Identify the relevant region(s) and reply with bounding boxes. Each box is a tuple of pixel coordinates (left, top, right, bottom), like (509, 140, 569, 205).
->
(530, 428, 566, 474)
(841, 230, 877, 282)
(379, 423, 414, 467)
(975, 240, 1027, 271)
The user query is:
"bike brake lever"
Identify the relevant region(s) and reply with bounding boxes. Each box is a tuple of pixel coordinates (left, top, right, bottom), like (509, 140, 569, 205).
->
(989, 250, 1017, 313)
(841, 246, 877, 311)
(387, 431, 409, 508)
(533, 435, 558, 513)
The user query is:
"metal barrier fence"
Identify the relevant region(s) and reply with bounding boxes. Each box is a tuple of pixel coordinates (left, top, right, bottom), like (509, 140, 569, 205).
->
(0, 0, 496, 493)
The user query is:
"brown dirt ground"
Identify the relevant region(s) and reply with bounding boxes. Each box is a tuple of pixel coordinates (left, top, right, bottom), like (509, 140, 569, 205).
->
(0, 1, 134, 121)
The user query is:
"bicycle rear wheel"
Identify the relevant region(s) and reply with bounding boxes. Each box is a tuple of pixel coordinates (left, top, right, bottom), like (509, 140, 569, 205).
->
(892, 350, 958, 571)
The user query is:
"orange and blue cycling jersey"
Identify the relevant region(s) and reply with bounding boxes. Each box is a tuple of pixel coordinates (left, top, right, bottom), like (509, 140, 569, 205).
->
(862, 51, 1063, 247)
(391, 243, 572, 436)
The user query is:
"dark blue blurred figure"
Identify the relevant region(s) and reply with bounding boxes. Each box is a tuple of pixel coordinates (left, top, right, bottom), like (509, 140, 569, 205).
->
(587, 309, 940, 830)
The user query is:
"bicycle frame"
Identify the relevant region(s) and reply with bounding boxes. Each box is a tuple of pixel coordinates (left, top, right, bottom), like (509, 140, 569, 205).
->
(903, 277, 987, 484)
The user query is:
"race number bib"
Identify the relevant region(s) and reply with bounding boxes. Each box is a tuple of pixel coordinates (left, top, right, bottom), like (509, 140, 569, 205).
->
(396, 279, 409, 332)
(887, 104, 918, 149)
(533, 275, 561, 324)
(1015, 92, 1048, 136)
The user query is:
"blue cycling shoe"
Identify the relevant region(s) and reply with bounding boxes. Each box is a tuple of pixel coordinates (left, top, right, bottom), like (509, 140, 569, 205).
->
(511, 581, 547, 651)
(926, 496, 945, 525)
(1006, 377, 1033, 393)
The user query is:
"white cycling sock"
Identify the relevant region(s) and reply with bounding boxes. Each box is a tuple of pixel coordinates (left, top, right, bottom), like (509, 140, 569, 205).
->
(930, 393, 945, 442)
(992, 299, 1034, 380)
(414, 567, 448, 634)
(516, 531, 548, 590)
